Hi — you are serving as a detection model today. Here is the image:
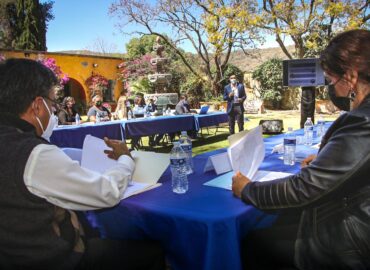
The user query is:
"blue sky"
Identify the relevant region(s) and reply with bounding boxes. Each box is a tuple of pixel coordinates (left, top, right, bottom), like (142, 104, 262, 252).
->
(44, 0, 285, 53)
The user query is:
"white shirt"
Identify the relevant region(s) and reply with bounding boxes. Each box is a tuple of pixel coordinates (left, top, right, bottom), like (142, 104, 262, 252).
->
(232, 84, 239, 103)
(23, 144, 135, 211)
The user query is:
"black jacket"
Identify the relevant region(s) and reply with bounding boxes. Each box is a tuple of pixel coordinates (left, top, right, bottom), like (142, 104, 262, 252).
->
(242, 96, 370, 269)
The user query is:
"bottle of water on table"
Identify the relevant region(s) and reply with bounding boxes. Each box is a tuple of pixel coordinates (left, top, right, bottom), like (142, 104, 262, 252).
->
(75, 113, 80, 125)
(316, 117, 325, 138)
(179, 131, 193, 174)
(170, 142, 188, 194)
(127, 110, 133, 120)
(304, 117, 314, 145)
(283, 127, 296, 166)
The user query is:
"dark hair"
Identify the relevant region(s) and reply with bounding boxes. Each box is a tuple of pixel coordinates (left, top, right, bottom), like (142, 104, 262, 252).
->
(0, 58, 58, 115)
(320, 29, 370, 83)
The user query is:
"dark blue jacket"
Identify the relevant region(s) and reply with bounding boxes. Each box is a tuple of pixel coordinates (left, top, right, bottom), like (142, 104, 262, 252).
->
(223, 83, 246, 114)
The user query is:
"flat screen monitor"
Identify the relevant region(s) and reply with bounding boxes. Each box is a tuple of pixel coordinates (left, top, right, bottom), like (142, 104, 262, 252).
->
(283, 58, 326, 87)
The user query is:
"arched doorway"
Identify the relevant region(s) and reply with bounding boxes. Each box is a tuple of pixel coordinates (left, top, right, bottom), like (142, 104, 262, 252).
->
(64, 78, 87, 114)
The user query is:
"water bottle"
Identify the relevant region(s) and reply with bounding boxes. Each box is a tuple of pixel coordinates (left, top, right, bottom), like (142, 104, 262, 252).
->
(283, 127, 296, 166)
(75, 113, 80, 125)
(127, 110, 133, 120)
(179, 131, 193, 174)
(170, 142, 188, 194)
(317, 117, 325, 138)
(304, 117, 314, 145)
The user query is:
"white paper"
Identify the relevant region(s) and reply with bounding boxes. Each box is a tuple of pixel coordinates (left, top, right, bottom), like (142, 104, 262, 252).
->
(227, 126, 265, 179)
(204, 170, 292, 190)
(81, 135, 167, 198)
(203, 152, 232, 175)
(130, 150, 170, 184)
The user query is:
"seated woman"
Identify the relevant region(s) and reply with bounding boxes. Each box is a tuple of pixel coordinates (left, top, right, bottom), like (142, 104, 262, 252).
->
(115, 89, 128, 120)
(87, 95, 111, 122)
(57, 96, 77, 125)
(132, 95, 146, 118)
(130, 94, 146, 149)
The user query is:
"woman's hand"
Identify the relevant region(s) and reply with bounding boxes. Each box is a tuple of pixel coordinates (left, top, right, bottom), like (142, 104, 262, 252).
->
(301, 154, 316, 168)
(232, 171, 251, 198)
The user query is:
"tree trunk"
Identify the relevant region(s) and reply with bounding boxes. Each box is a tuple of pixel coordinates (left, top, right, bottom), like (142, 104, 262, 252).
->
(300, 86, 316, 128)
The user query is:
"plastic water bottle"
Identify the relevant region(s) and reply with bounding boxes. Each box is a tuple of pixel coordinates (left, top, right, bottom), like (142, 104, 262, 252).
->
(75, 113, 80, 125)
(170, 142, 188, 194)
(179, 131, 193, 174)
(283, 127, 296, 166)
(304, 117, 314, 145)
(127, 110, 133, 120)
(317, 117, 325, 138)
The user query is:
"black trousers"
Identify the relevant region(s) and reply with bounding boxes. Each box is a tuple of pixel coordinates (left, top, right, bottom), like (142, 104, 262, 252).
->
(76, 238, 166, 270)
(228, 104, 244, 134)
(242, 213, 300, 270)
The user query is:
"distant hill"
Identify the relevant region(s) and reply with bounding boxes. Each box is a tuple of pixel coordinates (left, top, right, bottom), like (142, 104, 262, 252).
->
(228, 45, 295, 72)
(55, 46, 294, 71)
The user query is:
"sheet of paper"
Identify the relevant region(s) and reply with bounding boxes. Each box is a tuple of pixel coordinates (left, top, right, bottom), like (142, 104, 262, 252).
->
(122, 182, 162, 199)
(227, 125, 265, 179)
(228, 129, 250, 147)
(203, 170, 292, 190)
(81, 135, 117, 173)
(203, 152, 232, 175)
(130, 150, 169, 184)
(81, 135, 167, 198)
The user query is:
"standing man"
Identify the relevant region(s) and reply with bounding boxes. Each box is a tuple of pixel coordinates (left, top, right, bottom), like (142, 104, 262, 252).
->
(223, 74, 246, 134)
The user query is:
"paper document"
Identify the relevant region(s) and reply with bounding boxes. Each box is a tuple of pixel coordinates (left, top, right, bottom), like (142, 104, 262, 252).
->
(81, 135, 168, 198)
(204, 170, 292, 190)
(203, 152, 232, 174)
(227, 125, 265, 179)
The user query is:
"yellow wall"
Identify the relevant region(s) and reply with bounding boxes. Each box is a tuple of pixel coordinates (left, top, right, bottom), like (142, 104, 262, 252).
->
(0, 49, 123, 110)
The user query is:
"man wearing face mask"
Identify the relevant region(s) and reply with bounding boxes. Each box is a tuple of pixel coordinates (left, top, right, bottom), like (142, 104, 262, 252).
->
(0, 59, 165, 269)
(223, 74, 246, 134)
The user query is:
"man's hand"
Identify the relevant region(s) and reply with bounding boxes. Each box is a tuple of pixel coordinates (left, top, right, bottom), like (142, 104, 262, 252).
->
(301, 154, 316, 168)
(232, 171, 251, 198)
(103, 137, 132, 160)
(229, 92, 234, 98)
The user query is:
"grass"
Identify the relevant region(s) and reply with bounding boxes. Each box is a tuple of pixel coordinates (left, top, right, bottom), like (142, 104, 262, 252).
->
(132, 110, 339, 155)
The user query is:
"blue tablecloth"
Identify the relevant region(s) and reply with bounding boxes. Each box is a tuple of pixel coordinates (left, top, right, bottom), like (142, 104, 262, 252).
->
(85, 124, 331, 270)
(50, 122, 123, 148)
(194, 112, 228, 130)
(121, 114, 196, 138)
(50, 113, 229, 147)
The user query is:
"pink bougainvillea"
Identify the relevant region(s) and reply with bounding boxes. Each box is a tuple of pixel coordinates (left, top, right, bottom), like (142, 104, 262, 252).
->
(118, 54, 154, 82)
(85, 74, 110, 92)
(38, 57, 69, 88)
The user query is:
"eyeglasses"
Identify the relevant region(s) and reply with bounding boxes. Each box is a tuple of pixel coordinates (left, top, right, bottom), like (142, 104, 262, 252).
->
(43, 96, 62, 107)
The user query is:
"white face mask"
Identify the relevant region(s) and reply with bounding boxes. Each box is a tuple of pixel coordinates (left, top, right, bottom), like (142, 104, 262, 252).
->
(231, 79, 237, 84)
(35, 99, 58, 141)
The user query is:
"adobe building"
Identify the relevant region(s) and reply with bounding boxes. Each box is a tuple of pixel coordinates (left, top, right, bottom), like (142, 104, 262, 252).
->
(1, 49, 124, 113)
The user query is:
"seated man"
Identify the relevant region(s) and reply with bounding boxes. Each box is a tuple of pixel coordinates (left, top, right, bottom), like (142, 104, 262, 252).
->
(175, 93, 190, 114)
(87, 95, 111, 122)
(0, 59, 165, 270)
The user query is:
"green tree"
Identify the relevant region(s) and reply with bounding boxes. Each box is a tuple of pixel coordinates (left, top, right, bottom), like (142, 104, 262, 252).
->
(0, 0, 17, 48)
(252, 58, 283, 109)
(12, 0, 54, 50)
(110, 0, 261, 96)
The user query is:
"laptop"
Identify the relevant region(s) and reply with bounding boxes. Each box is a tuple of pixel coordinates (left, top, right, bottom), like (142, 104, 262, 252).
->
(199, 105, 210, 115)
